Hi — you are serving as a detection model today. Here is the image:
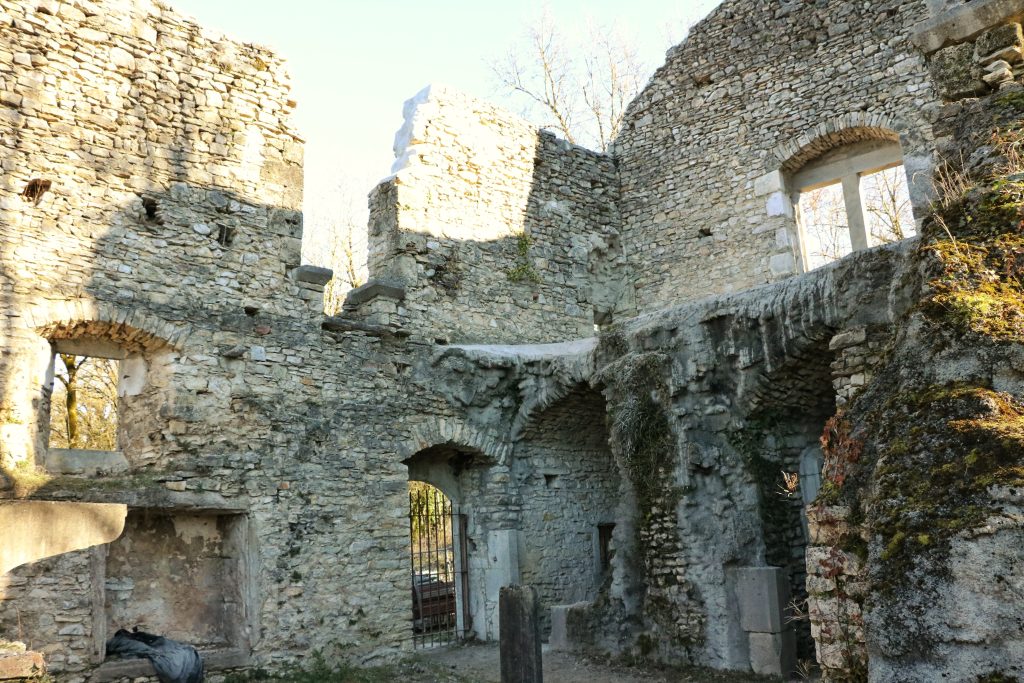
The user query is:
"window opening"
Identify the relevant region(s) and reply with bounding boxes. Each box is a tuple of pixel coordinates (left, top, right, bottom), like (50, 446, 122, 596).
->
(861, 166, 917, 246)
(797, 182, 852, 271)
(792, 139, 915, 271)
(49, 353, 120, 451)
(597, 523, 615, 573)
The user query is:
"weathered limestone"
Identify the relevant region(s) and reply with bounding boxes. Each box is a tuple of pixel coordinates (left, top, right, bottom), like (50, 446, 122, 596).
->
(1, 0, 1023, 681)
(0, 501, 126, 574)
(613, 0, 937, 311)
(499, 585, 543, 683)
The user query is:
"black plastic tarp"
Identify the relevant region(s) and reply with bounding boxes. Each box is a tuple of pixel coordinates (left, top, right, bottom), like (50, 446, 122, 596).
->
(105, 629, 205, 683)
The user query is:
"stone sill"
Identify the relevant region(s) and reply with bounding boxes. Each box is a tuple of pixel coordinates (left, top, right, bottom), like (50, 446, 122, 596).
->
(44, 448, 128, 477)
(90, 648, 247, 681)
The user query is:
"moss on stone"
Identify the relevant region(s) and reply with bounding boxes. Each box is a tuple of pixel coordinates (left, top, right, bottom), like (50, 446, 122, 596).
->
(865, 385, 1024, 593)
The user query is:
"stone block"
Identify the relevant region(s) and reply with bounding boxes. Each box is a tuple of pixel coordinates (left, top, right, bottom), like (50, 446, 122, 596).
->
(499, 586, 543, 683)
(748, 630, 796, 677)
(344, 279, 407, 307)
(43, 448, 129, 476)
(929, 43, 986, 100)
(765, 191, 794, 218)
(768, 252, 795, 276)
(293, 265, 333, 286)
(548, 602, 589, 651)
(976, 23, 1023, 64)
(753, 170, 785, 197)
(0, 650, 46, 680)
(733, 566, 791, 634)
(828, 327, 867, 351)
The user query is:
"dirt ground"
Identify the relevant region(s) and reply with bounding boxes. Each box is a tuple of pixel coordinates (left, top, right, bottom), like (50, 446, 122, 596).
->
(415, 642, 782, 683)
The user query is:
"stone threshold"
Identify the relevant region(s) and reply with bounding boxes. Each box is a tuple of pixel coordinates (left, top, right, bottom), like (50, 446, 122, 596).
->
(89, 648, 248, 682)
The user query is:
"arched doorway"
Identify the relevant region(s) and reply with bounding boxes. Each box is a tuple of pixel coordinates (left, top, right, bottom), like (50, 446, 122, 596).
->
(408, 480, 470, 648)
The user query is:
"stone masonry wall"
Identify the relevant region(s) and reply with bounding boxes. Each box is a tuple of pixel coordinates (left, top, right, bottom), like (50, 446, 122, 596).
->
(0, 2, 471, 680)
(512, 387, 617, 636)
(359, 85, 625, 345)
(614, 0, 938, 313)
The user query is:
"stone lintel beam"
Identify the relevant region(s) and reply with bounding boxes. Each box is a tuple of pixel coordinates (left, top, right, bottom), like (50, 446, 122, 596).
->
(0, 500, 127, 575)
(291, 265, 334, 287)
(321, 316, 406, 337)
(912, 0, 1024, 54)
(343, 278, 407, 307)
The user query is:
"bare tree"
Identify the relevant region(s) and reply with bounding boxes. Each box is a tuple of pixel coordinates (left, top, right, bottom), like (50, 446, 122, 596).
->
(50, 355, 118, 450)
(862, 167, 916, 244)
(798, 184, 851, 268)
(490, 12, 649, 152)
(798, 166, 917, 270)
(304, 171, 371, 314)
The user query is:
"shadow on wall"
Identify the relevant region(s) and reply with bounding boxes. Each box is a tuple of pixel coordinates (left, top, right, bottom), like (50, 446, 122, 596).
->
(351, 86, 634, 346)
(511, 385, 618, 638)
(0, 11, 314, 673)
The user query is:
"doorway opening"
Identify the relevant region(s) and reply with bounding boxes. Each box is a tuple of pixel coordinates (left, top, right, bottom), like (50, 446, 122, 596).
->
(409, 481, 470, 648)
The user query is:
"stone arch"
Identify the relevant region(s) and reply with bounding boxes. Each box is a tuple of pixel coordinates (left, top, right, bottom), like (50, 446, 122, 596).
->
(511, 384, 618, 636)
(770, 114, 904, 174)
(757, 115, 918, 276)
(399, 424, 514, 643)
(30, 300, 191, 352)
(395, 418, 512, 466)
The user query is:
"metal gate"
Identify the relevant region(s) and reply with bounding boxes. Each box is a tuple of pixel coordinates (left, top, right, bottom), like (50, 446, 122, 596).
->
(409, 482, 470, 648)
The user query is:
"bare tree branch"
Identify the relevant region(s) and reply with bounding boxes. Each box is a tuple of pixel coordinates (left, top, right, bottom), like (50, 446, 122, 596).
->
(490, 12, 649, 152)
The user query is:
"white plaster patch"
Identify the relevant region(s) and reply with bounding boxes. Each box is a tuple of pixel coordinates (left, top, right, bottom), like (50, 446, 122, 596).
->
(765, 191, 794, 218)
(119, 356, 147, 397)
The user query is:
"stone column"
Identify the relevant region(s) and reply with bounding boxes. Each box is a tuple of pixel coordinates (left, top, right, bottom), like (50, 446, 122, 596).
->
(841, 175, 870, 251)
(499, 585, 543, 683)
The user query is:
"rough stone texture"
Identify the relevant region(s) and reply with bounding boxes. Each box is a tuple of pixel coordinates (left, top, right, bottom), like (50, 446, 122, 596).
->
(613, 0, 937, 312)
(0, 646, 45, 680)
(805, 507, 868, 681)
(513, 388, 617, 636)
(1, 0, 1023, 682)
(361, 85, 626, 344)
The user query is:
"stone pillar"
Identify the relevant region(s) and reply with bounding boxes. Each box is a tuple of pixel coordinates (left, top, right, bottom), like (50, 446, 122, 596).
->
(499, 585, 543, 683)
(805, 505, 867, 682)
(733, 567, 796, 677)
(841, 175, 870, 251)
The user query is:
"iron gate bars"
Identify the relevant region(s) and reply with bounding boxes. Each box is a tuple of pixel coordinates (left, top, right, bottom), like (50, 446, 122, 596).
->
(409, 483, 469, 648)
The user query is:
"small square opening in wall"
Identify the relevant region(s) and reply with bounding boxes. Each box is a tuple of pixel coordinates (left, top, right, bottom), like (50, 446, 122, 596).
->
(49, 352, 120, 451)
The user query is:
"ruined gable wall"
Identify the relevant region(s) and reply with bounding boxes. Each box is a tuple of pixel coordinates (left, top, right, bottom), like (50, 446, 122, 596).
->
(362, 86, 623, 344)
(614, 0, 937, 312)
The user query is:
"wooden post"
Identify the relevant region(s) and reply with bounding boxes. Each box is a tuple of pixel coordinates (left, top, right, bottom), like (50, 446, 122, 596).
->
(499, 585, 543, 683)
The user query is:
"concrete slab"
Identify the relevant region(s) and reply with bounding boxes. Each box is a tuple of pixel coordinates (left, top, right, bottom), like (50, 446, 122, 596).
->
(748, 630, 796, 677)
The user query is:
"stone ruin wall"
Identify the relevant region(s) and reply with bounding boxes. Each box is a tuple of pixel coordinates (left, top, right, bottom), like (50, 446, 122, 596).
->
(614, 0, 939, 313)
(354, 85, 625, 344)
(3, 0, 1024, 681)
(0, 1, 462, 679)
(0, 0, 307, 474)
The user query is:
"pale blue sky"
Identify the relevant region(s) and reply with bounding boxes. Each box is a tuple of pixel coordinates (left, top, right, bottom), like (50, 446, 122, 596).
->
(166, 0, 723, 262)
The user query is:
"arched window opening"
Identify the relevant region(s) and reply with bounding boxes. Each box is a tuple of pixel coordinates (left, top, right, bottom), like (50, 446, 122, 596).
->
(408, 480, 470, 648)
(793, 139, 917, 271)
